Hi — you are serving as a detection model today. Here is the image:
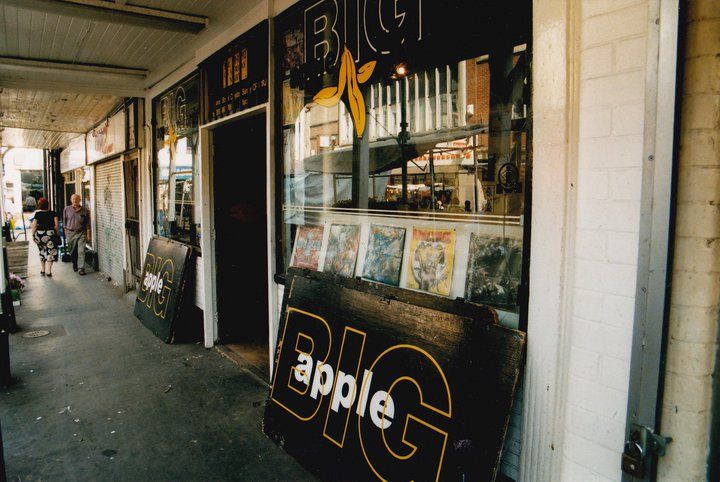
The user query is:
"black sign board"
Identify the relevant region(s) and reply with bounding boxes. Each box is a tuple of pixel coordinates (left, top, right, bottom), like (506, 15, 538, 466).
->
(264, 270, 525, 481)
(201, 20, 269, 123)
(134, 237, 193, 343)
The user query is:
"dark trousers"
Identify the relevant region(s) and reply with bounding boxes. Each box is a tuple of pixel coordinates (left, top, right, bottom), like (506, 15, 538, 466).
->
(66, 230, 87, 270)
(71, 243, 78, 269)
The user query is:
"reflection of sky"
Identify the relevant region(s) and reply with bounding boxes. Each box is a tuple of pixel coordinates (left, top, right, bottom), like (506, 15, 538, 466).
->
(157, 137, 193, 179)
(158, 146, 169, 169)
(175, 137, 193, 170)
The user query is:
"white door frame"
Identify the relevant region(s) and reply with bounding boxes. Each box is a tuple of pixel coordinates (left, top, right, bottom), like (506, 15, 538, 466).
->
(198, 104, 278, 372)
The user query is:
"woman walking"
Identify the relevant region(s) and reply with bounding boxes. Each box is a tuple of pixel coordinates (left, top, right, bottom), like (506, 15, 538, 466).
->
(31, 198, 59, 277)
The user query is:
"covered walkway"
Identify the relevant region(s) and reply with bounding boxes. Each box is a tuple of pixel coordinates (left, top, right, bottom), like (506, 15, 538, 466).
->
(1, 245, 312, 481)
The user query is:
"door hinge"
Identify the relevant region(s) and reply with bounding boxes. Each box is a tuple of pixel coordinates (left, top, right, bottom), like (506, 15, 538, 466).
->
(210, 228, 217, 241)
(621, 424, 672, 478)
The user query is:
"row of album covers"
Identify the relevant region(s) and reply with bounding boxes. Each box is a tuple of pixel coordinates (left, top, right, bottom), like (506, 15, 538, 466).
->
(289, 223, 523, 310)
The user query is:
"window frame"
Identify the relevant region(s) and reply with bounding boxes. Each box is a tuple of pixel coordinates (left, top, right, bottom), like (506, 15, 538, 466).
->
(272, 4, 532, 330)
(151, 71, 201, 250)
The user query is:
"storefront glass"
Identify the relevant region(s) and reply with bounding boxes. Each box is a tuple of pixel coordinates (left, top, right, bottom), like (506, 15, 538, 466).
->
(21, 170, 44, 212)
(276, 1, 531, 319)
(152, 73, 200, 247)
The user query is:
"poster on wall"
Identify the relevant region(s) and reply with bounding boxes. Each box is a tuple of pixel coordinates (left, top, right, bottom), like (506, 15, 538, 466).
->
(134, 237, 193, 343)
(201, 20, 269, 123)
(87, 109, 126, 163)
(282, 79, 305, 126)
(406, 228, 456, 296)
(264, 270, 526, 481)
(323, 224, 360, 277)
(290, 224, 324, 270)
(465, 234, 523, 311)
(362, 224, 405, 286)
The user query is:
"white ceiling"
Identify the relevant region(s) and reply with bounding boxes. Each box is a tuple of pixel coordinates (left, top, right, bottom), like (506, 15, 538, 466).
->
(0, 0, 263, 149)
(0, 88, 119, 148)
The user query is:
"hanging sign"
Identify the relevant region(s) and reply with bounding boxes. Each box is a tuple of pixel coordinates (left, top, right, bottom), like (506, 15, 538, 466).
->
(87, 109, 126, 164)
(201, 20, 269, 123)
(263, 270, 525, 481)
(134, 237, 193, 343)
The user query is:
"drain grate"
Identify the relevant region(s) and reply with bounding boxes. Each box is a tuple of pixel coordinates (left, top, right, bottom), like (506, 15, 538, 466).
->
(23, 330, 50, 338)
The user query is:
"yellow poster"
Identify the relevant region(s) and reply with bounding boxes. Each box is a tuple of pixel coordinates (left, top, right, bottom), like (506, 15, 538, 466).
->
(226, 57, 233, 87)
(405, 228, 456, 296)
(241, 49, 248, 80)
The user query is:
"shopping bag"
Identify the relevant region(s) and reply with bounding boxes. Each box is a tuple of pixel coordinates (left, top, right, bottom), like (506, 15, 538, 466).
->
(61, 231, 72, 263)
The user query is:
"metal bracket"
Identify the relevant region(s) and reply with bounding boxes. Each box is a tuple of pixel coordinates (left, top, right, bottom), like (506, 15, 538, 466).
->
(622, 424, 672, 478)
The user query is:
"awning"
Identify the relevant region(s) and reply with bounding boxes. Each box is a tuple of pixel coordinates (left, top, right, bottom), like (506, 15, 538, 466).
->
(302, 123, 488, 175)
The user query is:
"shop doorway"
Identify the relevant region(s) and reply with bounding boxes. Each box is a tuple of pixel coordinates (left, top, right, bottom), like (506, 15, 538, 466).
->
(64, 179, 75, 207)
(123, 154, 142, 287)
(212, 112, 269, 378)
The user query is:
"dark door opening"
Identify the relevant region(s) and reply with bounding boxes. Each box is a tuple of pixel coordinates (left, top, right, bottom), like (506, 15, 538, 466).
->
(64, 181, 75, 207)
(213, 113, 269, 378)
(123, 155, 142, 287)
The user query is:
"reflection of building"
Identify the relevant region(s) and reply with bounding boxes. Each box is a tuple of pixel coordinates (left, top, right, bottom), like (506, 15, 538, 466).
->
(285, 49, 528, 219)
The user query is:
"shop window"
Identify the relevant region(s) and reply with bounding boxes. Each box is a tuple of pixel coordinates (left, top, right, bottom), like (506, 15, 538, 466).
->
(276, 3, 531, 322)
(63, 171, 75, 207)
(20, 170, 44, 212)
(152, 73, 201, 248)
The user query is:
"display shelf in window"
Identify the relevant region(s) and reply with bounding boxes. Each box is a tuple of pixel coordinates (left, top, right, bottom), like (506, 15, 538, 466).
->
(323, 223, 360, 277)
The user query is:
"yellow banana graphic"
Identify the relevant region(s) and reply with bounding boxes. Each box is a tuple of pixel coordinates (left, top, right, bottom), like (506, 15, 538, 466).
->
(312, 47, 376, 138)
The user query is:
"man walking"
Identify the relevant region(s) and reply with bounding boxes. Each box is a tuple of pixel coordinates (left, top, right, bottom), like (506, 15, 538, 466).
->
(63, 194, 91, 275)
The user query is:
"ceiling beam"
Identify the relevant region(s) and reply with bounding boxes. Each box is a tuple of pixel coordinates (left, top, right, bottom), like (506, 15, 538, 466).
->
(0, 0, 208, 33)
(0, 77, 144, 98)
(0, 125, 85, 134)
(0, 56, 147, 78)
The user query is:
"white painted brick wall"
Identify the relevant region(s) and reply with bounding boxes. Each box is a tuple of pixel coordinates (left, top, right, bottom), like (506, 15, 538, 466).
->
(560, 1, 649, 480)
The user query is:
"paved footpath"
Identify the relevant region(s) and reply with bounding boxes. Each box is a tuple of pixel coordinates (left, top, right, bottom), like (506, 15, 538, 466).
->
(1, 244, 313, 481)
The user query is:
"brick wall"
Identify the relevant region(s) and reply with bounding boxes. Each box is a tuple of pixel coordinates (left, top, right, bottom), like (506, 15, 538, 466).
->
(657, 1, 720, 479)
(561, 1, 649, 480)
(465, 60, 490, 125)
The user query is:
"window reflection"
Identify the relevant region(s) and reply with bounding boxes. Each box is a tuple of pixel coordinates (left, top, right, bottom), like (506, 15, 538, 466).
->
(153, 74, 200, 247)
(280, 43, 530, 315)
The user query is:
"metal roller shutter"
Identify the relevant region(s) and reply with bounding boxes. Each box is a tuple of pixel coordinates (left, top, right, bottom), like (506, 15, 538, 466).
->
(95, 159, 125, 287)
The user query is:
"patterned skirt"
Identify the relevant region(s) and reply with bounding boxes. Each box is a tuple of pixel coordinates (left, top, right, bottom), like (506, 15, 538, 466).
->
(34, 229, 59, 262)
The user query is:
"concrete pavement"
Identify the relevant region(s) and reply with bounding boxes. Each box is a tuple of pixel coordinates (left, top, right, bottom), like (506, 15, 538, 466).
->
(1, 243, 313, 481)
